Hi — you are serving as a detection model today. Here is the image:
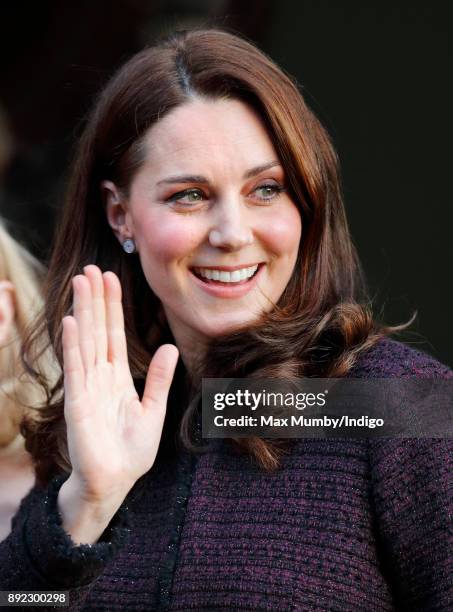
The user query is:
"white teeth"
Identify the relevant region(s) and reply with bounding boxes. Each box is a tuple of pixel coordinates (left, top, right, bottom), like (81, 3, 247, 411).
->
(194, 264, 259, 282)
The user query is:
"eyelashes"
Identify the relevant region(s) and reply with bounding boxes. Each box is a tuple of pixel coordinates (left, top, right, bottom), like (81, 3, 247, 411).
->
(253, 184, 286, 201)
(167, 188, 205, 206)
(165, 182, 287, 208)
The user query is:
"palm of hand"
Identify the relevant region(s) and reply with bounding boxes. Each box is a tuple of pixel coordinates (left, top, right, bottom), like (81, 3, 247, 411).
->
(62, 265, 178, 503)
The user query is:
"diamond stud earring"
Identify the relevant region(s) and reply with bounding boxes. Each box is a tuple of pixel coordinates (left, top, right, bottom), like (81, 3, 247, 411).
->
(122, 238, 136, 254)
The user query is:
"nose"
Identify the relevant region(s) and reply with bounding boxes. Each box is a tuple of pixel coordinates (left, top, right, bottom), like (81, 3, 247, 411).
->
(208, 200, 253, 250)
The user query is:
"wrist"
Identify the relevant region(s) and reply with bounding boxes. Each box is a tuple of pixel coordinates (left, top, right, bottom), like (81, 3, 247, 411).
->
(58, 474, 128, 545)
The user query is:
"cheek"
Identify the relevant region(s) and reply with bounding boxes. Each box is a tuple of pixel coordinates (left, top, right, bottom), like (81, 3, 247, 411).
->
(135, 214, 202, 263)
(260, 205, 302, 256)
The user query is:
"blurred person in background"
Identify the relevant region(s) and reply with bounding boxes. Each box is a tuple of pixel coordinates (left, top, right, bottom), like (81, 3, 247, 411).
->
(0, 29, 451, 610)
(0, 220, 54, 541)
(0, 108, 59, 542)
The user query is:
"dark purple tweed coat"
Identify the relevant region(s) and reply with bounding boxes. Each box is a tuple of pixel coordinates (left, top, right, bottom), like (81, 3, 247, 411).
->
(1, 338, 452, 611)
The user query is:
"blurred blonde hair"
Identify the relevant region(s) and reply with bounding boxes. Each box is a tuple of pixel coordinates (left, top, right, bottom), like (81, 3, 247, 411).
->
(0, 220, 59, 446)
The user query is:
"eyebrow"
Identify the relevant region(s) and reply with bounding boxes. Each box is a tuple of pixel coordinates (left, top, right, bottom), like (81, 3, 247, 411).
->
(156, 160, 281, 186)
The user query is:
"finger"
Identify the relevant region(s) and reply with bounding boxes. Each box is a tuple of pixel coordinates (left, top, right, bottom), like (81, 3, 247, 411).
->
(142, 344, 179, 412)
(62, 316, 85, 405)
(83, 265, 108, 363)
(73, 275, 96, 373)
(104, 271, 128, 363)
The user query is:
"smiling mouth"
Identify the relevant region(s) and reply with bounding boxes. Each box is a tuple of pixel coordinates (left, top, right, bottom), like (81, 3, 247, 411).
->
(191, 264, 262, 285)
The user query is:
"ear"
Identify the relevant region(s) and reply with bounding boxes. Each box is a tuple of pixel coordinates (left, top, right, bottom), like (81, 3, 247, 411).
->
(0, 280, 15, 346)
(101, 180, 134, 246)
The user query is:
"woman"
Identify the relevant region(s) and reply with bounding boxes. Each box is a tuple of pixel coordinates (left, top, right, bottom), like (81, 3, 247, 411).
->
(0, 221, 56, 542)
(1, 29, 451, 611)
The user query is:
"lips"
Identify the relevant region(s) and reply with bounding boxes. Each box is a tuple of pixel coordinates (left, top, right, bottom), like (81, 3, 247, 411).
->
(192, 264, 259, 283)
(189, 263, 265, 298)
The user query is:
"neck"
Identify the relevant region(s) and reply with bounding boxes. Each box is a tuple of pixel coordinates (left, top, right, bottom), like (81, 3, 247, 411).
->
(0, 432, 24, 458)
(0, 406, 21, 447)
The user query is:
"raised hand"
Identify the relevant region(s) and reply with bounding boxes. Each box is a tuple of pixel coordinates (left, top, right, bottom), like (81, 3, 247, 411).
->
(58, 265, 179, 543)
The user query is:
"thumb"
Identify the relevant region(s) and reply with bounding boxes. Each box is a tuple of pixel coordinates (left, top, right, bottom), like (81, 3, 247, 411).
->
(142, 344, 179, 411)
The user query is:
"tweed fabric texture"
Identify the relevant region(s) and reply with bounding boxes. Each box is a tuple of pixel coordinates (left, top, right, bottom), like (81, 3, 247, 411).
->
(0, 338, 452, 611)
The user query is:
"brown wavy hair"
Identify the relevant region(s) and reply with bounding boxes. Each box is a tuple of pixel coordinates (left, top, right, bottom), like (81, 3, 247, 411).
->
(24, 28, 400, 484)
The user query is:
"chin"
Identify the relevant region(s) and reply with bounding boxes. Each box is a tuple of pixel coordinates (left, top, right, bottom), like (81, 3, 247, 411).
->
(199, 314, 263, 340)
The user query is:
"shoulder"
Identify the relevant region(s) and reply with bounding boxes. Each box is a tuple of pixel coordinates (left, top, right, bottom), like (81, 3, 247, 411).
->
(361, 339, 453, 507)
(348, 336, 453, 379)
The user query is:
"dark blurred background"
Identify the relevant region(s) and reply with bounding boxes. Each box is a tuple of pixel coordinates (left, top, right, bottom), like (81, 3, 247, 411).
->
(0, 0, 451, 366)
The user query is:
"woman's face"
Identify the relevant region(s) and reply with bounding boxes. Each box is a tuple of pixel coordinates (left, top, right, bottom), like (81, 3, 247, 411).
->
(106, 98, 301, 347)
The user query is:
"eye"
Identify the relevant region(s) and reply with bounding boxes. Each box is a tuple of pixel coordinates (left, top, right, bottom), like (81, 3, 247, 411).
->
(166, 188, 206, 207)
(252, 182, 286, 202)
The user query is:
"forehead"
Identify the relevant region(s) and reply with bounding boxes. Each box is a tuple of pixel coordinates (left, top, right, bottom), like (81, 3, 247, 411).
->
(140, 98, 278, 174)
